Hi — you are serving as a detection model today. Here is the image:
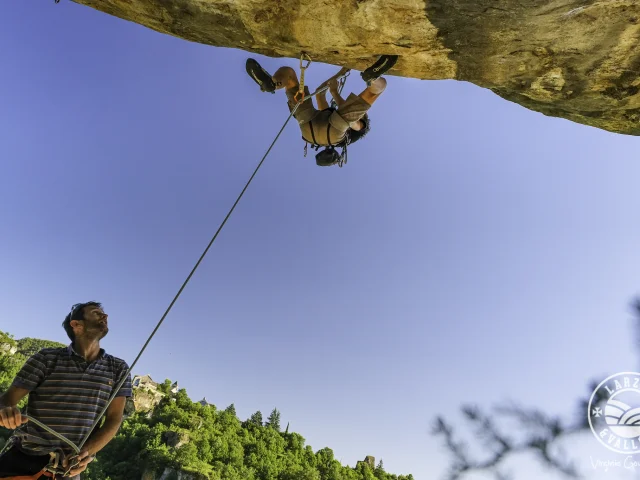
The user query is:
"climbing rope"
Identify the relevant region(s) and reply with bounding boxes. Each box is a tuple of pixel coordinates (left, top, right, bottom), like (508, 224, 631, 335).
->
(77, 80, 340, 451)
(22, 415, 80, 454)
(0, 415, 80, 477)
(7, 66, 348, 465)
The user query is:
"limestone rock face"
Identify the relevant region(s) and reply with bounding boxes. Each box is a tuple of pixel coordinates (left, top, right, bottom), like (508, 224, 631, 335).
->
(364, 455, 376, 469)
(72, 0, 640, 135)
(162, 430, 189, 449)
(0, 342, 17, 355)
(132, 387, 164, 412)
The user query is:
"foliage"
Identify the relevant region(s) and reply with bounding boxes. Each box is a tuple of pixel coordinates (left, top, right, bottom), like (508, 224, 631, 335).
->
(16, 337, 65, 357)
(266, 408, 281, 431)
(0, 333, 27, 449)
(0, 331, 16, 346)
(249, 410, 263, 427)
(434, 297, 640, 480)
(432, 403, 583, 480)
(83, 394, 413, 480)
(0, 349, 24, 394)
(0, 330, 413, 480)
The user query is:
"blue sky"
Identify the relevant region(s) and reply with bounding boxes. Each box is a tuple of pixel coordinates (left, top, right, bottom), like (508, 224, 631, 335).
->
(1, 2, 640, 479)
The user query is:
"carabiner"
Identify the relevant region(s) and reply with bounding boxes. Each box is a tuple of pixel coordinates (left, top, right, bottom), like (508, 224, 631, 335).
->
(294, 53, 313, 103)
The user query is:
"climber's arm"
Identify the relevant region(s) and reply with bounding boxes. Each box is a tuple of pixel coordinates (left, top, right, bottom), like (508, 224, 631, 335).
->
(330, 87, 346, 107)
(316, 89, 330, 110)
(318, 66, 349, 108)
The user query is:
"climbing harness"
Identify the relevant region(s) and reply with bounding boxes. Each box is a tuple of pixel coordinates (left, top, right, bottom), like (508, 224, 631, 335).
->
(0, 445, 80, 479)
(0, 416, 81, 479)
(1, 82, 332, 475)
(293, 53, 312, 103)
(42, 450, 82, 479)
(302, 69, 352, 167)
(304, 119, 348, 168)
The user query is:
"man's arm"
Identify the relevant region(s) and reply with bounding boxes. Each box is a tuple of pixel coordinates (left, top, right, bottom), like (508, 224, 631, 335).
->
(66, 396, 127, 476)
(82, 396, 126, 456)
(0, 386, 30, 429)
(1, 350, 48, 429)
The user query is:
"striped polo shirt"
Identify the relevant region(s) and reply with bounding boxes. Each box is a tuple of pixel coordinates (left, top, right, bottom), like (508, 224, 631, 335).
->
(10, 344, 132, 455)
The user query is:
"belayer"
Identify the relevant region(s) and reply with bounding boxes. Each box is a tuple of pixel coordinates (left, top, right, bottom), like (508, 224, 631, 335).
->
(246, 54, 398, 167)
(0, 302, 132, 479)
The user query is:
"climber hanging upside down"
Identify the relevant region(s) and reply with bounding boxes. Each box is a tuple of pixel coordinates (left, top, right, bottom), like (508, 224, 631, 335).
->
(246, 54, 398, 166)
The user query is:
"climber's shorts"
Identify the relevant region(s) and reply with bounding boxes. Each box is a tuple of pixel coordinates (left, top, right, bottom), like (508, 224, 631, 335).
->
(335, 93, 371, 124)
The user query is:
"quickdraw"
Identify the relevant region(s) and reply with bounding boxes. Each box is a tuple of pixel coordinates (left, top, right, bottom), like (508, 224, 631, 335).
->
(293, 53, 312, 103)
(330, 70, 350, 109)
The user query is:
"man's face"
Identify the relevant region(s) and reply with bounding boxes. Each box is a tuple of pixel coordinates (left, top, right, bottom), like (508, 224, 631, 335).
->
(75, 305, 109, 340)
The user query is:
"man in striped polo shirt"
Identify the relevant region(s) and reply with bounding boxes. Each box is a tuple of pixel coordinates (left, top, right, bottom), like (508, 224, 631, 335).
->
(0, 301, 132, 479)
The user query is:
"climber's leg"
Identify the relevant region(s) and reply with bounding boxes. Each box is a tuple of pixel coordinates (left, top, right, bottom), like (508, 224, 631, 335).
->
(246, 58, 277, 93)
(361, 55, 398, 84)
(357, 77, 387, 107)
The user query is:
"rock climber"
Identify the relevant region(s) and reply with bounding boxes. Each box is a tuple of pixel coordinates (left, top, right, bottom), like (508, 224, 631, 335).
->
(0, 301, 132, 480)
(246, 54, 398, 166)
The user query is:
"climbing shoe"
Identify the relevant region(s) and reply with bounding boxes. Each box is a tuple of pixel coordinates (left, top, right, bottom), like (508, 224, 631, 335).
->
(361, 55, 399, 85)
(246, 58, 276, 93)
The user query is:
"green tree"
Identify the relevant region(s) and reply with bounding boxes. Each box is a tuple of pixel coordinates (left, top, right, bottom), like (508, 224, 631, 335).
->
(1, 329, 414, 480)
(250, 411, 263, 427)
(266, 408, 281, 431)
(0, 337, 26, 449)
(0, 350, 24, 393)
(16, 337, 65, 357)
(279, 465, 321, 480)
(157, 379, 173, 395)
(0, 331, 15, 345)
